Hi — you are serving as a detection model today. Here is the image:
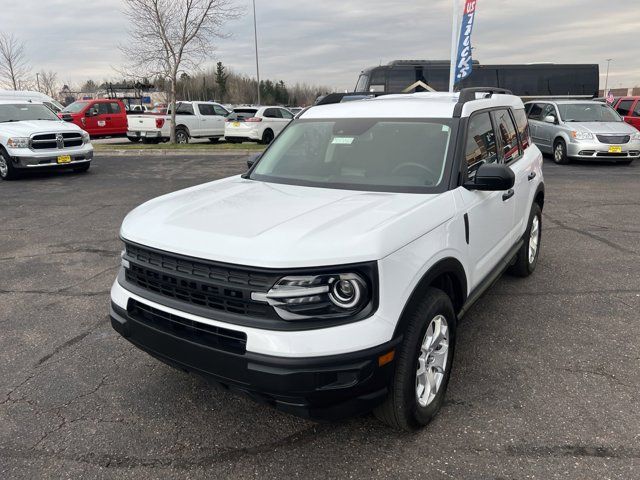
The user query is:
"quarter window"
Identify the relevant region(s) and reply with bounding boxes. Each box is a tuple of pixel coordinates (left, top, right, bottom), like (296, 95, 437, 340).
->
(280, 109, 294, 119)
(512, 109, 531, 150)
(616, 100, 633, 116)
(492, 109, 520, 163)
(465, 112, 498, 175)
(213, 105, 229, 116)
(541, 104, 557, 121)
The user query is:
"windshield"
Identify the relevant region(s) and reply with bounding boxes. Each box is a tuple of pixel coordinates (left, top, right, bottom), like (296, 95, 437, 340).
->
(62, 101, 88, 114)
(0, 103, 60, 122)
(558, 103, 621, 122)
(250, 118, 455, 193)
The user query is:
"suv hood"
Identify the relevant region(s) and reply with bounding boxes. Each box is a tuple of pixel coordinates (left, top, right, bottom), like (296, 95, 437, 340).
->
(570, 121, 637, 135)
(0, 120, 81, 136)
(121, 177, 455, 268)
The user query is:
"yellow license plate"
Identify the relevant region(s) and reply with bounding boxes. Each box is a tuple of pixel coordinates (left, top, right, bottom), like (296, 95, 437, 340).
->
(608, 146, 622, 153)
(232, 122, 240, 127)
(57, 155, 71, 164)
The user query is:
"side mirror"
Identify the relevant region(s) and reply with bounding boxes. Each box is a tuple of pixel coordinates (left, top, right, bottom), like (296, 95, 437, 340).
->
(464, 163, 515, 191)
(247, 153, 261, 169)
(543, 115, 556, 124)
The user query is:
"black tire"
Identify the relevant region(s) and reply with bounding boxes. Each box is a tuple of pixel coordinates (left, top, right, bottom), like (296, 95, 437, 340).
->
(508, 202, 542, 277)
(72, 163, 90, 173)
(209, 137, 220, 143)
(0, 148, 18, 180)
(175, 128, 189, 144)
(552, 138, 570, 165)
(374, 288, 456, 431)
(261, 129, 274, 145)
(128, 137, 141, 143)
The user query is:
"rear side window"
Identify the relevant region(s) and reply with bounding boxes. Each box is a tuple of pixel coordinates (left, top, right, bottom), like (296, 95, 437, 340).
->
(512, 109, 531, 149)
(616, 100, 633, 116)
(198, 103, 216, 116)
(263, 108, 281, 119)
(492, 109, 520, 163)
(527, 103, 544, 121)
(465, 112, 498, 175)
(633, 101, 640, 117)
(109, 102, 121, 114)
(176, 103, 195, 115)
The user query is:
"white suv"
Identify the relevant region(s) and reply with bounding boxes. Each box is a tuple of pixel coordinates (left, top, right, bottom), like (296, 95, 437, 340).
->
(110, 88, 544, 430)
(225, 106, 294, 144)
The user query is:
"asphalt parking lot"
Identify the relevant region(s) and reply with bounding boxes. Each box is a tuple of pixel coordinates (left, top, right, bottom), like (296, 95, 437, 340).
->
(1, 154, 639, 479)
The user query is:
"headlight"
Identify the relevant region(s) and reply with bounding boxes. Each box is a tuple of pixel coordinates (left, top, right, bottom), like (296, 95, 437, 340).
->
(7, 137, 29, 148)
(571, 131, 593, 141)
(252, 272, 372, 320)
(631, 132, 640, 141)
(81, 131, 91, 143)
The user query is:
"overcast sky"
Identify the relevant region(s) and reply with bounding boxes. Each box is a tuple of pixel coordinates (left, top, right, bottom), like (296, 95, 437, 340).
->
(4, 0, 639, 91)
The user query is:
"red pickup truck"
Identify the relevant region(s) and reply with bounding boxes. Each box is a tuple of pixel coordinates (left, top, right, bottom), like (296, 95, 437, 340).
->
(613, 97, 640, 131)
(59, 99, 128, 138)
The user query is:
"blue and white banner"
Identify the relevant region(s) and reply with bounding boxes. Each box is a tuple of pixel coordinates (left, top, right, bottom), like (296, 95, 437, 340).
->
(454, 0, 477, 84)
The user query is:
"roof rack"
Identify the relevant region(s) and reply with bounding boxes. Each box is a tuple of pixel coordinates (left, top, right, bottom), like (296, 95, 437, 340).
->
(314, 91, 390, 106)
(453, 87, 513, 117)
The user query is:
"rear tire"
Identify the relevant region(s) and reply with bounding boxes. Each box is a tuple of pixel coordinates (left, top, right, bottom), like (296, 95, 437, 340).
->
(128, 137, 141, 143)
(374, 288, 456, 431)
(175, 128, 189, 144)
(209, 137, 220, 143)
(508, 203, 542, 277)
(0, 149, 17, 180)
(553, 139, 570, 165)
(261, 129, 274, 145)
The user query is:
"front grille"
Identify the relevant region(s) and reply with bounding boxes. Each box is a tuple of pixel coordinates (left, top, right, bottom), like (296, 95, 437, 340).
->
(124, 243, 278, 318)
(596, 134, 630, 144)
(31, 132, 84, 150)
(128, 299, 247, 353)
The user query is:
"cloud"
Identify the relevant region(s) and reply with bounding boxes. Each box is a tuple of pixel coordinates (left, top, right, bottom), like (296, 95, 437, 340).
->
(3, 0, 638, 90)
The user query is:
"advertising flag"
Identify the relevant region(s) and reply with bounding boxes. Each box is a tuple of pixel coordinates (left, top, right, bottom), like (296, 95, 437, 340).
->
(454, 0, 477, 84)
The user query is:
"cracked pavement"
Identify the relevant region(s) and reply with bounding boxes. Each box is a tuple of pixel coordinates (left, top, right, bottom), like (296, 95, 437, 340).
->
(1, 154, 639, 479)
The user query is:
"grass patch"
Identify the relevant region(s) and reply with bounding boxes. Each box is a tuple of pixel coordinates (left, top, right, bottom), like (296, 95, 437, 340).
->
(94, 142, 266, 151)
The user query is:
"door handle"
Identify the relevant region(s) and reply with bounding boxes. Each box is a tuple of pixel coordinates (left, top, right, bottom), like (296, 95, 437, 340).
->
(502, 189, 515, 201)
(528, 172, 536, 181)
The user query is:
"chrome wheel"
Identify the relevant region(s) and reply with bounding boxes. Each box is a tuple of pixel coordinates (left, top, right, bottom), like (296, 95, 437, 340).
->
(0, 155, 7, 178)
(528, 214, 540, 264)
(554, 143, 564, 163)
(416, 315, 449, 407)
(176, 131, 188, 144)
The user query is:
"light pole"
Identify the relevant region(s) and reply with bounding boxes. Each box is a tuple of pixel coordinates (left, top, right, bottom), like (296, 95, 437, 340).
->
(252, 0, 261, 105)
(36, 72, 40, 92)
(604, 58, 612, 97)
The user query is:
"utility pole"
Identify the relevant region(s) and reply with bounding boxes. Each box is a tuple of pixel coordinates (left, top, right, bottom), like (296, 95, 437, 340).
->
(603, 58, 612, 97)
(252, 0, 261, 105)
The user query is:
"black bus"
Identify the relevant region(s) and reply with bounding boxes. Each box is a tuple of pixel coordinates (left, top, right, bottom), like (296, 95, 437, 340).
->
(355, 60, 599, 98)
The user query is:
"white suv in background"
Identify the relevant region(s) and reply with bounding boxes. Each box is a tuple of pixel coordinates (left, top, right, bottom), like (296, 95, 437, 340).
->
(110, 88, 544, 430)
(225, 106, 294, 144)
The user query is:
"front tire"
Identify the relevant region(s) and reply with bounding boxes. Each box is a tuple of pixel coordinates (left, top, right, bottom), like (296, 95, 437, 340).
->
(508, 203, 542, 277)
(0, 149, 17, 180)
(374, 288, 456, 431)
(553, 139, 570, 165)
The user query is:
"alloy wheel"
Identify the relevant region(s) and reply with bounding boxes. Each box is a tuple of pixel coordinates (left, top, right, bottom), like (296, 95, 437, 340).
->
(528, 214, 540, 264)
(554, 144, 564, 163)
(416, 315, 449, 407)
(0, 155, 7, 178)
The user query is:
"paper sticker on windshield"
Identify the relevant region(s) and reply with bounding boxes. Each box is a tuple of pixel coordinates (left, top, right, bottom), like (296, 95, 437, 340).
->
(332, 137, 354, 145)
(442, 125, 450, 132)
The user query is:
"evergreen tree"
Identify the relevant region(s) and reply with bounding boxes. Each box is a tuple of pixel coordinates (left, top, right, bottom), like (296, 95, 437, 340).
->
(215, 61, 228, 102)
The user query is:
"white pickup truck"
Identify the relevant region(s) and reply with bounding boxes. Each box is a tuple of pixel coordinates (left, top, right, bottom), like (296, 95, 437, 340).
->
(126, 101, 230, 144)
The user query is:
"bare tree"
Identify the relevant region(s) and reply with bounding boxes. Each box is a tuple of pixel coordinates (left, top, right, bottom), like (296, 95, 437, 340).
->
(38, 70, 59, 97)
(0, 33, 30, 90)
(120, 0, 241, 143)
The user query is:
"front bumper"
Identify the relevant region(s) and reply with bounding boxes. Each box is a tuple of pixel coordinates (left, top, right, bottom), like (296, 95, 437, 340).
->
(567, 139, 640, 160)
(110, 300, 398, 420)
(9, 148, 93, 169)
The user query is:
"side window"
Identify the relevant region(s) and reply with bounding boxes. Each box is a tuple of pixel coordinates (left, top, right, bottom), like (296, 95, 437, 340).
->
(633, 101, 640, 117)
(213, 105, 229, 116)
(528, 103, 544, 121)
(176, 103, 195, 115)
(512, 109, 531, 150)
(263, 108, 280, 118)
(280, 109, 294, 120)
(109, 102, 121, 114)
(492, 109, 521, 163)
(616, 100, 633, 117)
(198, 103, 215, 116)
(96, 103, 110, 115)
(465, 112, 498, 176)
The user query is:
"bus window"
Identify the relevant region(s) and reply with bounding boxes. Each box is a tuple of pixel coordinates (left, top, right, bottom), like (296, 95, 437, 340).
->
(355, 74, 369, 92)
(369, 69, 386, 92)
(388, 68, 415, 92)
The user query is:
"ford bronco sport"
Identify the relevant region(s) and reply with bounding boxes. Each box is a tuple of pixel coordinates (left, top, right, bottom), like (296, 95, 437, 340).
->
(110, 88, 544, 430)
